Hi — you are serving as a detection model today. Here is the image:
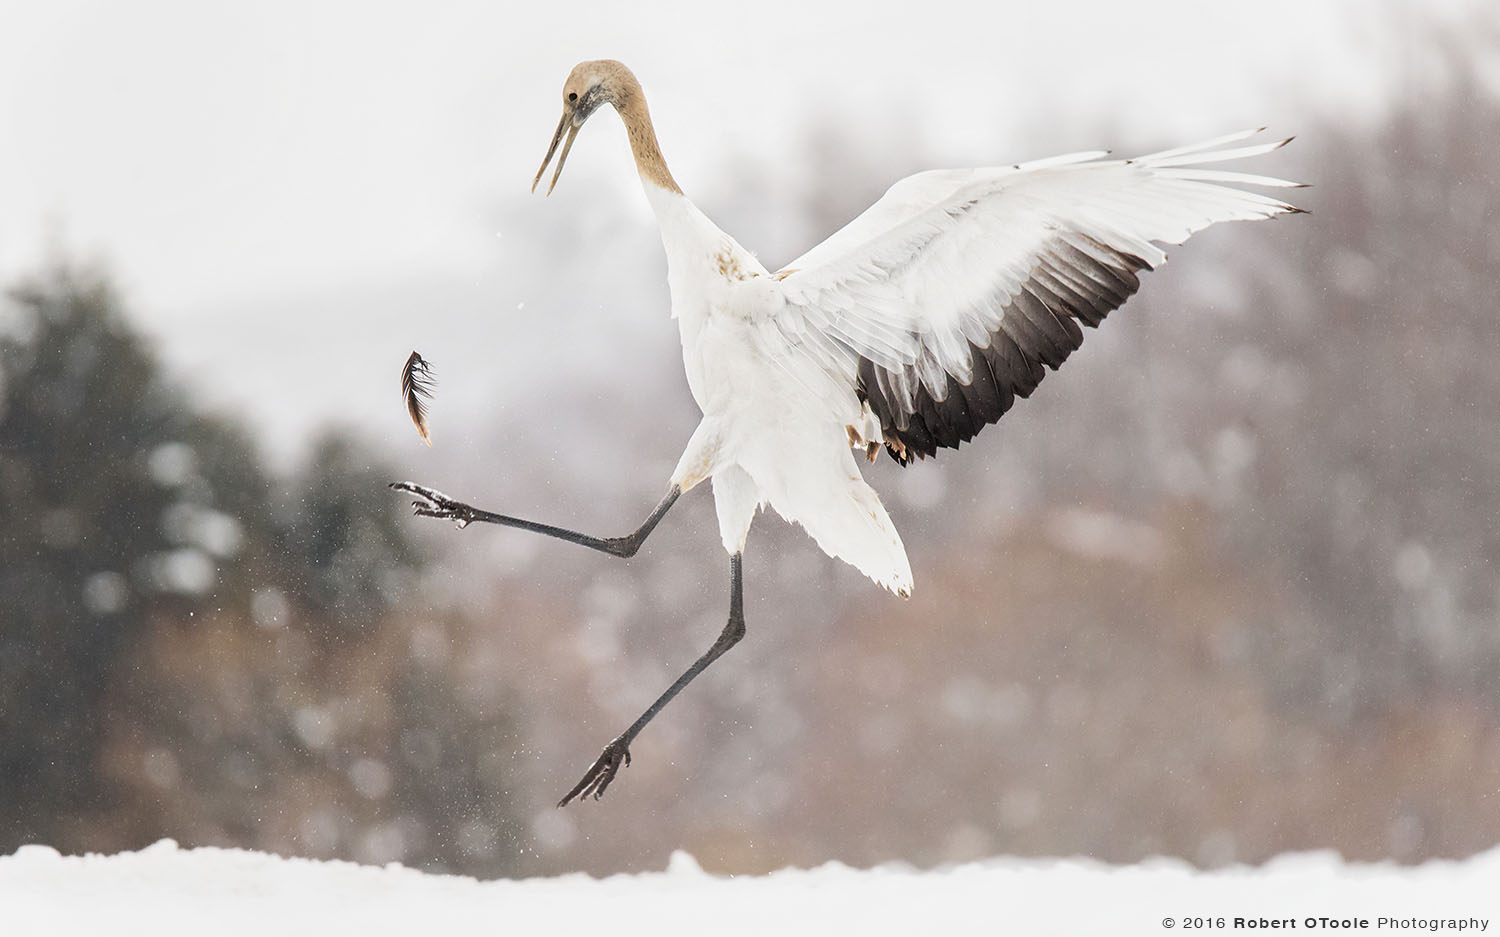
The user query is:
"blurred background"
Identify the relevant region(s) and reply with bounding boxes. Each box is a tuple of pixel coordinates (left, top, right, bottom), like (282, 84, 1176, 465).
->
(2, 0, 1498, 878)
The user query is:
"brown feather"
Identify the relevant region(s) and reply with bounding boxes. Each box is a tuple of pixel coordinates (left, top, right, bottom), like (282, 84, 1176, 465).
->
(401, 350, 436, 446)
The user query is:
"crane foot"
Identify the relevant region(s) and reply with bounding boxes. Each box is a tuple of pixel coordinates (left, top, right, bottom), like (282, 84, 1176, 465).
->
(389, 481, 478, 528)
(557, 736, 632, 806)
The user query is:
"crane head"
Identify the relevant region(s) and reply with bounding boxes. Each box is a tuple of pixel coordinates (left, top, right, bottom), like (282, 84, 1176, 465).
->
(532, 60, 638, 196)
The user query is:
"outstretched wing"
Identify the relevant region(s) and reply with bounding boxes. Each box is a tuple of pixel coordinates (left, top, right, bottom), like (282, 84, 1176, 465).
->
(767, 130, 1303, 464)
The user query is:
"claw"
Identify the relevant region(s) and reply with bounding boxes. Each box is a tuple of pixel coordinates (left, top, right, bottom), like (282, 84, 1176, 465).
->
(557, 736, 632, 806)
(391, 481, 476, 528)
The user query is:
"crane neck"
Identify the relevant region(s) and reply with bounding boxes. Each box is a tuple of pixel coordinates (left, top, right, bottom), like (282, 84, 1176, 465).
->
(615, 93, 682, 196)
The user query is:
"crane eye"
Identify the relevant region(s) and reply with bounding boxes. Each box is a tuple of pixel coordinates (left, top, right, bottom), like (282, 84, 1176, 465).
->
(568, 92, 578, 102)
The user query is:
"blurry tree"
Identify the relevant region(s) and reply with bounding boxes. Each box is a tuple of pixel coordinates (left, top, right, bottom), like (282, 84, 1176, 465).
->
(1192, 53, 1500, 716)
(0, 265, 229, 846)
(0, 265, 526, 876)
(272, 433, 422, 639)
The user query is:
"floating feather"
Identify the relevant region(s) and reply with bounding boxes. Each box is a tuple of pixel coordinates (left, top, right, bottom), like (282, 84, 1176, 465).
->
(401, 351, 436, 446)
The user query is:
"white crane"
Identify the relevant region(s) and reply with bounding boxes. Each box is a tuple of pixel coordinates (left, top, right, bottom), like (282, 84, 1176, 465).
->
(393, 59, 1303, 806)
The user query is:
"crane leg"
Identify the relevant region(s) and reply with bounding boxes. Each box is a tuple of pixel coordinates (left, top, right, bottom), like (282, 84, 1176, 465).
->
(389, 481, 680, 558)
(557, 552, 746, 806)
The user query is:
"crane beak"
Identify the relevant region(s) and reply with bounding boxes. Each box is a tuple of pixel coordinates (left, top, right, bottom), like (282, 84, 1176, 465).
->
(533, 110, 581, 196)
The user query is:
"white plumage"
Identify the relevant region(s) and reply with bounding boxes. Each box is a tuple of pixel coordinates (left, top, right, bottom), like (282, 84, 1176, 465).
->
(397, 60, 1302, 804)
(639, 122, 1299, 599)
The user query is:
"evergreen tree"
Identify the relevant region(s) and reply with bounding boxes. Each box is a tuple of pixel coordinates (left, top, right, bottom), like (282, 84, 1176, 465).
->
(0, 265, 234, 844)
(0, 266, 524, 874)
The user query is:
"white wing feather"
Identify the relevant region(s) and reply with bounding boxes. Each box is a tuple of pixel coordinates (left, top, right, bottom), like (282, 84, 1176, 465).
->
(757, 130, 1302, 460)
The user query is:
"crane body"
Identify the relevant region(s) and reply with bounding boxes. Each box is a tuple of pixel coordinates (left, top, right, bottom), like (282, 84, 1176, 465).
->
(394, 59, 1303, 805)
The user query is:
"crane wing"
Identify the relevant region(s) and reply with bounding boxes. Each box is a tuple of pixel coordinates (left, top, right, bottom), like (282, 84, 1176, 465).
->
(767, 130, 1303, 464)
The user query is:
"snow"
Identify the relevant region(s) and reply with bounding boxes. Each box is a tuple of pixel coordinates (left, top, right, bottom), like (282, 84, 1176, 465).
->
(2, 840, 1495, 936)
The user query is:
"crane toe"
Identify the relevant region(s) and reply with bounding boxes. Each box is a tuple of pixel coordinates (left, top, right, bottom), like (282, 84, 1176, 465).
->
(389, 481, 478, 528)
(558, 736, 633, 806)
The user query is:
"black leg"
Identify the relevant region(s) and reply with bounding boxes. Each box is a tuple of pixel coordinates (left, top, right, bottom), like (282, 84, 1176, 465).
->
(389, 481, 679, 558)
(557, 552, 747, 806)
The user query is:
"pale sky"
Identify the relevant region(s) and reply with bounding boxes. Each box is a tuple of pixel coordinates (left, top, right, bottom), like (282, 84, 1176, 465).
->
(0, 0, 1485, 454)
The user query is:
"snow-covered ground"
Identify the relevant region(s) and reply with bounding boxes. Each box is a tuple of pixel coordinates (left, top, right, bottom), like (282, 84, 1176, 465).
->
(2, 840, 1495, 936)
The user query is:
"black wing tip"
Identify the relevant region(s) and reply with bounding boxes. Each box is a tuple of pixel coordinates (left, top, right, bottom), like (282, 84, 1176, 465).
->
(862, 232, 1155, 464)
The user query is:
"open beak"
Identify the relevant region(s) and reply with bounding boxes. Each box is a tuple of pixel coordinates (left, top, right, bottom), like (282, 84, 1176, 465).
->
(532, 110, 581, 196)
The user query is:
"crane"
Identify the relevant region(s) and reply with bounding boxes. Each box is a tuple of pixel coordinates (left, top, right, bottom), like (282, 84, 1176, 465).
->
(392, 59, 1303, 806)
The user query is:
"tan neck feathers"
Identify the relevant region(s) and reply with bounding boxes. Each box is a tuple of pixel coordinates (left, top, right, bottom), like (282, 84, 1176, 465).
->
(618, 93, 681, 194)
(570, 61, 683, 195)
(591, 62, 679, 194)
